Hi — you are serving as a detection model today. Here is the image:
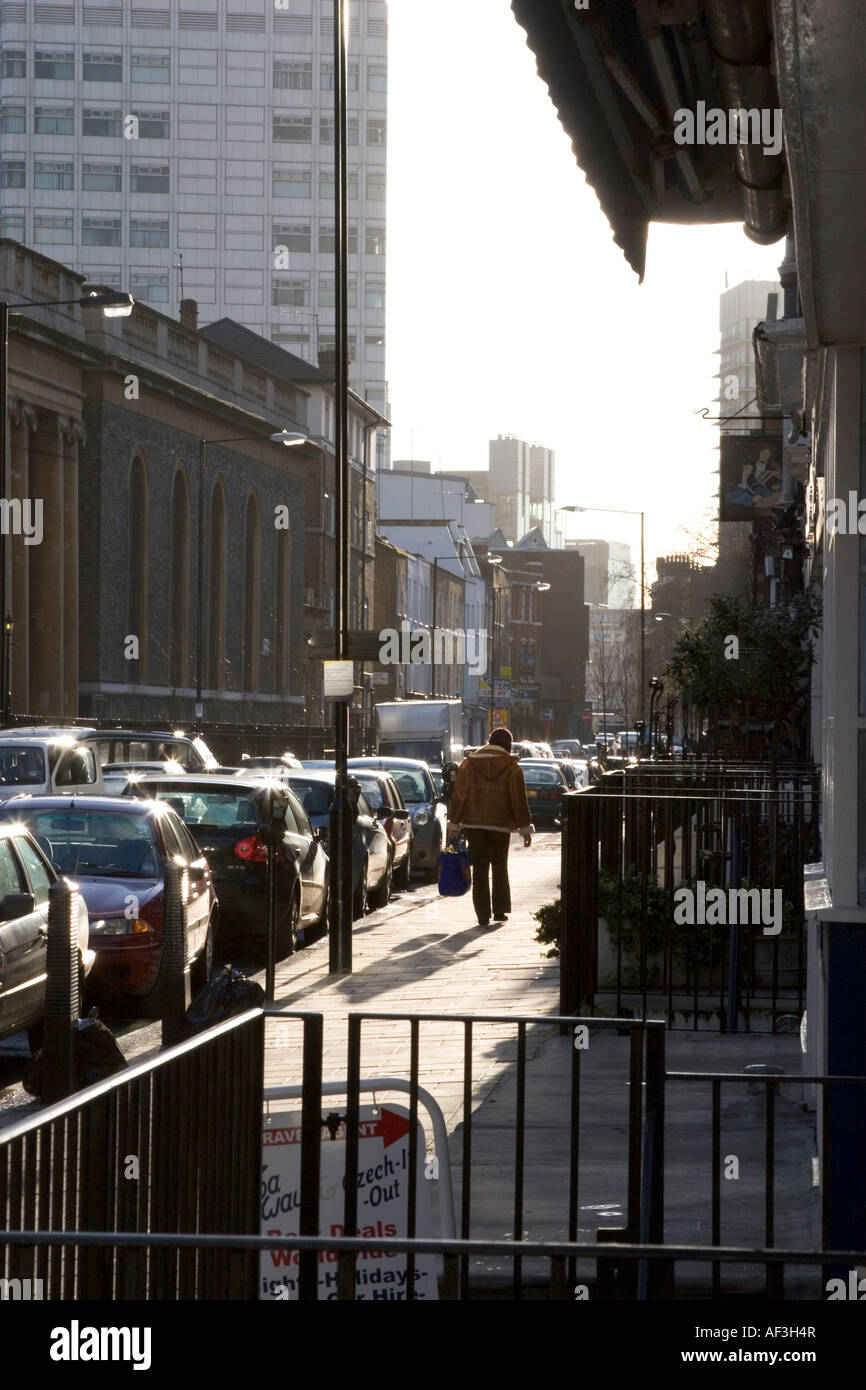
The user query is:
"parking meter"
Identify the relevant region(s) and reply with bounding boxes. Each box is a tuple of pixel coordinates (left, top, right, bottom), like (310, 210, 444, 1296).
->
(345, 775, 361, 820)
(259, 783, 289, 1001)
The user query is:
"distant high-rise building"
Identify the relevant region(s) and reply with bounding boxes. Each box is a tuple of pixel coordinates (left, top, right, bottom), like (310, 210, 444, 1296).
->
(0, 0, 389, 457)
(718, 279, 782, 431)
(567, 538, 634, 608)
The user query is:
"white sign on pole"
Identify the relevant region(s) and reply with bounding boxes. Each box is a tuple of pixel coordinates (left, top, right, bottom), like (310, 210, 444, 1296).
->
(260, 1104, 438, 1301)
(323, 659, 354, 699)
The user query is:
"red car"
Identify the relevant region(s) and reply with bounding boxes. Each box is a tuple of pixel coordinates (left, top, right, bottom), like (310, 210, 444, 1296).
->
(0, 796, 216, 1015)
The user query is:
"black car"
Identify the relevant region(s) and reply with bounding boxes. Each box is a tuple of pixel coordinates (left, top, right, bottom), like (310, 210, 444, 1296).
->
(126, 776, 328, 954)
(522, 763, 570, 828)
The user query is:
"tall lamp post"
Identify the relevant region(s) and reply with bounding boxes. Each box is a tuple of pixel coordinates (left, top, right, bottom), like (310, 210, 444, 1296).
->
(193, 429, 307, 732)
(561, 504, 646, 723)
(0, 288, 133, 723)
(2, 614, 12, 725)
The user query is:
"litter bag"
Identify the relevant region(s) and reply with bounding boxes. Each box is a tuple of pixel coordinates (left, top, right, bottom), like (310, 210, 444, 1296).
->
(438, 835, 472, 897)
(23, 1008, 128, 1097)
(183, 964, 265, 1037)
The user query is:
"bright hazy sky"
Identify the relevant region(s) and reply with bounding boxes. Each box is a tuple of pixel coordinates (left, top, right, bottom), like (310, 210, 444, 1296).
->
(385, 0, 783, 570)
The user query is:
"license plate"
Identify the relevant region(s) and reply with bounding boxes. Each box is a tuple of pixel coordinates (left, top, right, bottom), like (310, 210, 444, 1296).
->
(528, 790, 537, 797)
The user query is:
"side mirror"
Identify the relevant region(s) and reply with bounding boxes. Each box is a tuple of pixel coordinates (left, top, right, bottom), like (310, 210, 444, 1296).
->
(0, 890, 36, 921)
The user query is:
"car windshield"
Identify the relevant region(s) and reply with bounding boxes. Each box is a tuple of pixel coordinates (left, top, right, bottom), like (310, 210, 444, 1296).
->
(151, 787, 258, 827)
(0, 746, 46, 784)
(287, 779, 333, 817)
(5, 808, 160, 877)
(387, 769, 430, 804)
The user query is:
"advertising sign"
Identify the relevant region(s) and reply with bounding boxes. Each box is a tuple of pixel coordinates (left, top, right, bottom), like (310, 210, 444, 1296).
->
(720, 435, 784, 521)
(493, 678, 511, 704)
(260, 1104, 438, 1301)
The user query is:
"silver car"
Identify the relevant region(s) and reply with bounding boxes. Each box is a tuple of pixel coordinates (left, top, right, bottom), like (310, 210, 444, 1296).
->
(347, 757, 447, 881)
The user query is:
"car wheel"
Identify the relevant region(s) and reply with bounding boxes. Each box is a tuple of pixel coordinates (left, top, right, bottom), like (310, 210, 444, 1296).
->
(394, 852, 411, 892)
(190, 915, 215, 994)
(352, 858, 369, 920)
(371, 854, 393, 909)
(276, 889, 301, 959)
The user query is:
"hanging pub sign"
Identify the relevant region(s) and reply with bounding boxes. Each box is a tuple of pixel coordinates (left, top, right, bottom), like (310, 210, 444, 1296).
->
(720, 434, 784, 521)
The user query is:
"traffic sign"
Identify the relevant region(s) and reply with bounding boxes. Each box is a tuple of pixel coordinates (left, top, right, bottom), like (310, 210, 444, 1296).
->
(540, 708, 553, 721)
(493, 678, 511, 704)
(307, 629, 384, 662)
(489, 708, 509, 731)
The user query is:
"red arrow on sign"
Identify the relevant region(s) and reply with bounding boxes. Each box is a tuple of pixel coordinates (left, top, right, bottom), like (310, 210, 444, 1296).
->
(379, 1107, 411, 1148)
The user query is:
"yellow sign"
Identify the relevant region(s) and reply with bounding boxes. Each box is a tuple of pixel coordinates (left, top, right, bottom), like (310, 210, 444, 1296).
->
(489, 708, 509, 731)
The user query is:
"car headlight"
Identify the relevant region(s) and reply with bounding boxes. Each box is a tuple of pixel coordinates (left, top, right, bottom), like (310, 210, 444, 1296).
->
(413, 810, 429, 827)
(89, 917, 152, 936)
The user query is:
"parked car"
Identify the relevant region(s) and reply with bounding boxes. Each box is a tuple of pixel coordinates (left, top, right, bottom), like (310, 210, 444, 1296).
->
(0, 797, 216, 1015)
(347, 757, 447, 881)
(126, 775, 328, 950)
(521, 763, 570, 828)
(553, 739, 584, 759)
(2, 727, 218, 772)
(238, 754, 303, 775)
(346, 769, 413, 892)
(522, 757, 588, 792)
(0, 737, 105, 802)
(0, 822, 94, 1047)
(301, 760, 336, 769)
(283, 770, 391, 917)
(102, 760, 186, 795)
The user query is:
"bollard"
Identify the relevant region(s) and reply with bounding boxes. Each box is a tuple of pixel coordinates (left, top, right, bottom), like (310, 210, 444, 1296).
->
(160, 859, 190, 1048)
(43, 878, 80, 1103)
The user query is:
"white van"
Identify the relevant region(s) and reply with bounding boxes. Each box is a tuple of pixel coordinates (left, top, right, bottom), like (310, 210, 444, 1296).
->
(0, 737, 105, 802)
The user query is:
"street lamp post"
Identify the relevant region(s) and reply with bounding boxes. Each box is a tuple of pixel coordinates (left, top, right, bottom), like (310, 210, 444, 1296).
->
(193, 429, 306, 732)
(561, 504, 646, 723)
(3, 614, 13, 724)
(0, 289, 133, 723)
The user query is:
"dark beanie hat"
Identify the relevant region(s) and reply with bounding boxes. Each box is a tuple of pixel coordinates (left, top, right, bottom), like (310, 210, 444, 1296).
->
(489, 727, 513, 752)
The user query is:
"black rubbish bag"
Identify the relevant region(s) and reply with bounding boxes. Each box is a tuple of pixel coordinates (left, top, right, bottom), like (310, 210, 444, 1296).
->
(183, 964, 265, 1038)
(23, 1008, 128, 1098)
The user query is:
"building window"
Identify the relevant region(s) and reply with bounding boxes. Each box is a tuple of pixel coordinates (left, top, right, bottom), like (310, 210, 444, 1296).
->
(319, 60, 358, 91)
(272, 221, 310, 253)
(169, 468, 189, 689)
(366, 170, 386, 201)
(272, 277, 309, 307)
(83, 51, 122, 82)
(1, 105, 25, 134)
(82, 106, 122, 137)
(365, 332, 385, 358)
(319, 115, 358, 145)
(130, 270, 169, 303)
(133, 109, 170, 138)
(367, 63, 387, 92)
(130, 217, 169, 248)
(242, 493, 261, 690)
(1, 51, 25, 79)
(130, 162, 169, 194)
(82, 215, 121, 246)
(131, 51, 170, 83)
(365, 278, 385, 310)
(0, 158, 25, 189)
(34, 50, 74, 81)
(272, 166, 311, 197)
(318, 275, 357, 308)
(206, 479, 227, 691)
(82, 161, 121, 192)
(33, 213, 74, 245)
(273, 59, 311, 89)
(128, 455, 149, 683)
(319, 166, 358, 200)
(273, 112, 312, 143)
(319, 222, 358, 254)
(365, 224, 385, 256)
(34, 105, 74, 135)
(367, 117, 386, 146)
(0, 214, 24, 239)
(34, 160, 73, 190)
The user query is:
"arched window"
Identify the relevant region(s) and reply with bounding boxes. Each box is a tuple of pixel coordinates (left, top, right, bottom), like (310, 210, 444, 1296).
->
(206, 478, 227, 690)
(243, 492, 261, 690)
(127, 453, 148, 682)
(274, 499, 292, 692)
(169, 467, 189, 688)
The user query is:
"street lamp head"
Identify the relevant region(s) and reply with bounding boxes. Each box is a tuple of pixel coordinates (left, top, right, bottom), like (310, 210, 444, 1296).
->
(3, 614, 12, 636)
(535, 581, 551, 592)
(85, 290, 134, 317)
(487, 554, 503, 565)
(270, 430, 307, 446)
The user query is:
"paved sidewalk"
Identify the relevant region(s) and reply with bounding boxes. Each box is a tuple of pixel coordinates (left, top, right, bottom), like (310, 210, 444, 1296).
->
(264, 831, 562, 1129)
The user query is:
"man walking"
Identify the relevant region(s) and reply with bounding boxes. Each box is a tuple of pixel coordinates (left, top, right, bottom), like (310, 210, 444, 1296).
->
(447, 728, 534, 927)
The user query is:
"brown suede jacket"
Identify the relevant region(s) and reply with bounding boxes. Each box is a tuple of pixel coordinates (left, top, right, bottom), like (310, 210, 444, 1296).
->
(448, 745, 534, 835)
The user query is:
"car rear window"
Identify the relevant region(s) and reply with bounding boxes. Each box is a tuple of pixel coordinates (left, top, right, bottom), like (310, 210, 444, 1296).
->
(387, 769, 430, 804)
(287, 779, 332, 817)
(523, 767, 562, 785)
(354, 775, 385, 809)
(7, 809, 160, 877)
(151, 788, 259, 828)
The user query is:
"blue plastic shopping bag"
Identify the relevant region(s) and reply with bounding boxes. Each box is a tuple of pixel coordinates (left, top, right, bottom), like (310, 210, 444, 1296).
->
(438, 834, 471, 897)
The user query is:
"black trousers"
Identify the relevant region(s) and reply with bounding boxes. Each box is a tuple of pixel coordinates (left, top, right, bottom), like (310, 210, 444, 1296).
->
(465, 828, 511, 923)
